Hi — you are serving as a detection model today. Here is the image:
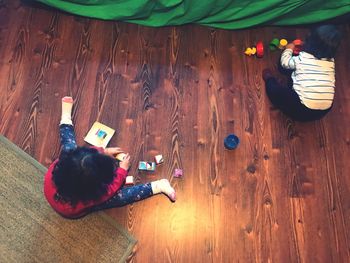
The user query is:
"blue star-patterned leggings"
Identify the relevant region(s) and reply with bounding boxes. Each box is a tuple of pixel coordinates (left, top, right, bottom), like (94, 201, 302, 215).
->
(59, 124, 78, 152)
(91, 182, 153, 212)
(59, 124, 154, 210)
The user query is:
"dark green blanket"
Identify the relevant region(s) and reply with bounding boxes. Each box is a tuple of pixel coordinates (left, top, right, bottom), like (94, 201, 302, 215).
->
(35, 0, 350, 29)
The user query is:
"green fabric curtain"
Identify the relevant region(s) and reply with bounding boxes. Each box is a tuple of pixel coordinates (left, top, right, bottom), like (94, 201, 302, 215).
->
(35, 0, 350, 29)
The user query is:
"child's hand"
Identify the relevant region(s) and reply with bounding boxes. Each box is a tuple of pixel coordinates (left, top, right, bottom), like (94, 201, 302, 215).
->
(104, 147, 124, 157)
(286, 43, 295, 50)
(119, 153, 131, 170)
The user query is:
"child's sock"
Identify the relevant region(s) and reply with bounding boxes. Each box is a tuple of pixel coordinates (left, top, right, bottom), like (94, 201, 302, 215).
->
(151, 179, 176, 202)
(60, 96, 73, 125)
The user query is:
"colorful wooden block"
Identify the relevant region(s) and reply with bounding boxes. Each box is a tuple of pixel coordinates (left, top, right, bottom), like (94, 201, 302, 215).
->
(115, 152, 126, 161)
(125, 176, 134, 185)
(138, 161, 156, 171)
(155, 154, 164, 165)
(174, 168, 183, 178)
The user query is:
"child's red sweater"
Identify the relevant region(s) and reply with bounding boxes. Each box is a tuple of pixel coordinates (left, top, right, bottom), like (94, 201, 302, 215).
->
(44, 151, 127, 219)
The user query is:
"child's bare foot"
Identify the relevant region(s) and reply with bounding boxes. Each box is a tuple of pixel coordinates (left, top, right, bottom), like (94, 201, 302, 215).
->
(60, 96, 74, 125)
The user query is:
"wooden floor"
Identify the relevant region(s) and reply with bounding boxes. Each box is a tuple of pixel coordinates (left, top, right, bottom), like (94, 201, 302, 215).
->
(1, 1, 349, 262)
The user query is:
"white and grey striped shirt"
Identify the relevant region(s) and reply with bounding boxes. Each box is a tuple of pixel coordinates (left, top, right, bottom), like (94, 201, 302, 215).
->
(280, 49, 335, 110)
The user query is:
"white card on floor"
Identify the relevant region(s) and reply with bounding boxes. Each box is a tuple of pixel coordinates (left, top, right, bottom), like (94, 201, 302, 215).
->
(84, 121, 115, 148)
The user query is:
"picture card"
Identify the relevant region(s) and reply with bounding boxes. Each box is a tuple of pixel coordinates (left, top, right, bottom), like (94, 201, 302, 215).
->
(84, 121, 115, 148)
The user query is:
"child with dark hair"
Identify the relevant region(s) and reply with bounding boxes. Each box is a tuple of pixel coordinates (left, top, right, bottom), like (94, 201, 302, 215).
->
(262, 24, 342, 122)
(44, 97, 176, 219)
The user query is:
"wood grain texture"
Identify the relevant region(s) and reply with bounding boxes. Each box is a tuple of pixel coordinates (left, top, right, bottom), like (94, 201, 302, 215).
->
(0, 1, 349, 262)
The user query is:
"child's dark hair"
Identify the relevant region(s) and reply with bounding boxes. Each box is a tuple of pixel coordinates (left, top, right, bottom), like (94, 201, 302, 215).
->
(303, 24, 342, 59)
(53, 147, 116, 205)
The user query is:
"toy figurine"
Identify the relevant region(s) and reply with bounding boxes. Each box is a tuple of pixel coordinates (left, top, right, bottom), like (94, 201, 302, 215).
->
(244, 47, 256, 56)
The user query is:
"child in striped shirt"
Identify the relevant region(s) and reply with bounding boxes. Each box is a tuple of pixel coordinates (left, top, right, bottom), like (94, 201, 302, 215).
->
(262, 25, 342, 121)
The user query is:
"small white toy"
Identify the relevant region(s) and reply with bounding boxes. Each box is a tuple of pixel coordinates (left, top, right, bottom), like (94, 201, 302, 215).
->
(154, 154, 164, 165)
(125, 176, 134, 185)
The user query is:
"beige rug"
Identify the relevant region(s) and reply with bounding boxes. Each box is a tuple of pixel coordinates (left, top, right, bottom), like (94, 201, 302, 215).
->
(0, 135, 136, 263)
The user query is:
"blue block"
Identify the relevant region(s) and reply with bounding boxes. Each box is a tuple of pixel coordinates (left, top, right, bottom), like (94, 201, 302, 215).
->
(138, 161, 156, 171)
